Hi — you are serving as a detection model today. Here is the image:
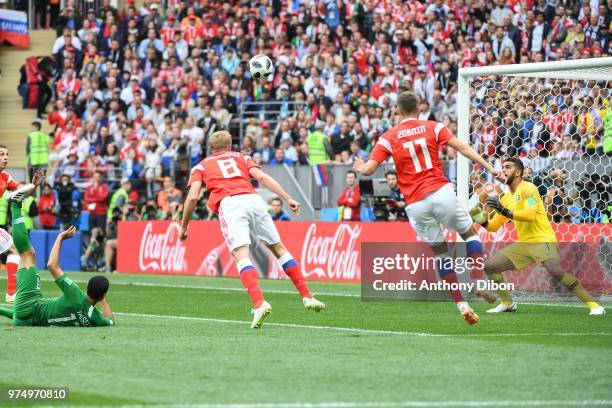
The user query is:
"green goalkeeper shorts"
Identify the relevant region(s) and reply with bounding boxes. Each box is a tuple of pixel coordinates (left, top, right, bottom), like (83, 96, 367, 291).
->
(13, 266, 42, 326)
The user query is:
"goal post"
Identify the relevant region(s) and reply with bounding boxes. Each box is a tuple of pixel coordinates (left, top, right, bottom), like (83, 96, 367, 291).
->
(456, 57, 612, 299)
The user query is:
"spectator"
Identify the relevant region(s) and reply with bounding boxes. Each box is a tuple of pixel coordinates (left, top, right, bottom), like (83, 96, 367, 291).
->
(269, 197, 291, 221)
(337, 170, 361, 221)
(84, 170, 110, 233)
(258, 136, 275, 164)
(331, 121, 353, 156)
(348, 140, 369, 164)
(38, 183, 59, 230)
(157, 177, 183, 219)
(104, 208, 120, 272)
(81, 227, 105, 271)
(385, 170, 407, 221)
(56, 174, 81, 229)
(270, 148, 293, 165)
(280, 135, 298, 163)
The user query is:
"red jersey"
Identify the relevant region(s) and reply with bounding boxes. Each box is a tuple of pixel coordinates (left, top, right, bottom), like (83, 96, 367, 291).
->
(188, 151, 259, 214)
(0, 170, 20, 197)
(370, 118, 453, 205)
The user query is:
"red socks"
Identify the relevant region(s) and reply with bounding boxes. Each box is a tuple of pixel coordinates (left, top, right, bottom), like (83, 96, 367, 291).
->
(238, 261, 264, 308)
(442, 273, 464, 303)
(6, 254, 19, 296)
(278, 254, 311, 299)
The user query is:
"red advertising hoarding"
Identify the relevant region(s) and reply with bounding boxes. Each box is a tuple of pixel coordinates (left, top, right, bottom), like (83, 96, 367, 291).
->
(117, 220, 418, 282)
(117, 221, 611, 291)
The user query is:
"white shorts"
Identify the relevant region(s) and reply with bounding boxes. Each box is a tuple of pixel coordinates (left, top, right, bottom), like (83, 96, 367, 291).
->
(404, 183, 473, 244)
(0, 227, 13, 255)
(218, 193, 281, 252)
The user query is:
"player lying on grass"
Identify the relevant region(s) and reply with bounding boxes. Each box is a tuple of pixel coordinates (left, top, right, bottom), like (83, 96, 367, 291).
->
(0, 184, 114, 326)
(180, 130, 325, 329)
(0, 145, 45, 304)
(470, 158, 605, 315)
(354, 91, 503, 325)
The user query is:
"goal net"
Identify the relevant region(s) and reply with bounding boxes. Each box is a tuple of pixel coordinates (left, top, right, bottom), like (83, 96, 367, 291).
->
(456, 57, 612, 302)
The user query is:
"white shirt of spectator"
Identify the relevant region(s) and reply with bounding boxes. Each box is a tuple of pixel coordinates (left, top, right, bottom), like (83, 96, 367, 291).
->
(52, 35, 82, 54)
(531, 23, 545, 52)
(181, 125, 205, 145)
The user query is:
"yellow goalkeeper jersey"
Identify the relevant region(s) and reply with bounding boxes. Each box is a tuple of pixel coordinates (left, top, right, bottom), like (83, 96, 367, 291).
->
(486, 181, 557, 243)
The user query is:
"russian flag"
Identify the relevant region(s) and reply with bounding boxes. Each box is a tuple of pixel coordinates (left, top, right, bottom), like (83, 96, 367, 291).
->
(312, 164, 330, 186)
(0, 10, 30, 48)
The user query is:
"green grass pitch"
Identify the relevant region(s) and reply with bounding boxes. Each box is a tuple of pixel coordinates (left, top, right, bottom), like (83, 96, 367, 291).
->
(1, 271, 611, 407)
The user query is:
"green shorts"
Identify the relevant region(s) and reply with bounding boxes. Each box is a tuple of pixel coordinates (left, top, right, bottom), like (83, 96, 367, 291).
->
(13, 266, 42, 326)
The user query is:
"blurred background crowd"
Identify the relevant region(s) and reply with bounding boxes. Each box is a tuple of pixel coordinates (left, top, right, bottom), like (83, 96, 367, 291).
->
(8, 0, 611, 270)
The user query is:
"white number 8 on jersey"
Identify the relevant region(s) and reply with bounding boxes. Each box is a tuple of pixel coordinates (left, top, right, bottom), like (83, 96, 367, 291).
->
(218, 158, 240, 178)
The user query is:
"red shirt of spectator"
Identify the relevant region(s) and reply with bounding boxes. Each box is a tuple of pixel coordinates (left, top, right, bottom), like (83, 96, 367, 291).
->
(56, 69, 81, 99)
(337, 172, 361, 221)
(370, 118, 453, 205)
(84, 171, 110, 215)
(161, 23, 178, 46)
(188, 151, 258, 214)
(543, 105, 572, 140)
(38, 185, 57, 229)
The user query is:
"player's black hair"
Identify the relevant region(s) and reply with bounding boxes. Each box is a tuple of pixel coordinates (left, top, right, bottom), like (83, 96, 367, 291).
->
(397, 91, 420, 115)
(0, 144, 7, 150)
(506, 157, 524, 176)
(87, 276, 110, 301)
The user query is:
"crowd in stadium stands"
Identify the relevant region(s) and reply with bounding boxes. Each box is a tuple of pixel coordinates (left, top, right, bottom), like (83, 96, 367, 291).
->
(16, 0, 611, 250)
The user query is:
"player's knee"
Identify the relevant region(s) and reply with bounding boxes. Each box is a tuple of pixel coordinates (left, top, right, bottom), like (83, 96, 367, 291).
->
(267, 241, 286, 257)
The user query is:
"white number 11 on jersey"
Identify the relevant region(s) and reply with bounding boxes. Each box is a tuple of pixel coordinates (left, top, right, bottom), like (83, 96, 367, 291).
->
(402, 138, 432, 173)
(218, 158, 240, 178)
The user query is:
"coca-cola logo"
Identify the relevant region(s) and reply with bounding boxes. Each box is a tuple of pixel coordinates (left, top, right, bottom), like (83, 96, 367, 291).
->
(139, 222, 186, 273)
(301, 223, 361, 280)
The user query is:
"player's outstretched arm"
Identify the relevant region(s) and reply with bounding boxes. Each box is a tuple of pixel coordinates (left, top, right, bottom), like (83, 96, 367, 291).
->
(446, 138, 504, 183)
(47, 225, 77, 280)
(353, 157, 380, 176)
(249, 167, 301, 214)
(180, 180, 202, 241)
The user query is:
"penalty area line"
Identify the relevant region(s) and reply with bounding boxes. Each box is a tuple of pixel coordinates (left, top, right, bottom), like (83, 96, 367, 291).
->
(114, 312, 612, 338)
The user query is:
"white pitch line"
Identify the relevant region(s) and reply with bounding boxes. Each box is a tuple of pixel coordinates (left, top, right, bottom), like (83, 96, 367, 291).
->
(115, 312, 612, 338)
(2, 276, 610, 307)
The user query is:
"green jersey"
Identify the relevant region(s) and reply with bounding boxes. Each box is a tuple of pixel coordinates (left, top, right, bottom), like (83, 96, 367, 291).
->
(31, 275, 114, 327)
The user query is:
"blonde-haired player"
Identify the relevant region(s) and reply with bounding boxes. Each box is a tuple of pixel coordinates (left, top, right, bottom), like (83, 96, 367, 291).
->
(470, 158, 605, 315)
(180, 131, 325, 329)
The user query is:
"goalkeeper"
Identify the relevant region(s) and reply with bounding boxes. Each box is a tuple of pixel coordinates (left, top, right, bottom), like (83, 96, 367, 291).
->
(0, 184, 114, 326)
(470, 158, 604, 316)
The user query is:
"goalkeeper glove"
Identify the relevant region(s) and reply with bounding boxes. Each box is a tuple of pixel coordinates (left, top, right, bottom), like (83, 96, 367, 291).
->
(469, 206, 488, 225)
(485, 198, 510, 218)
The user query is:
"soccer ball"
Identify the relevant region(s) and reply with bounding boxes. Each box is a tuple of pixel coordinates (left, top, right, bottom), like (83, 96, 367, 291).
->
(249, 54, 274, 80)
